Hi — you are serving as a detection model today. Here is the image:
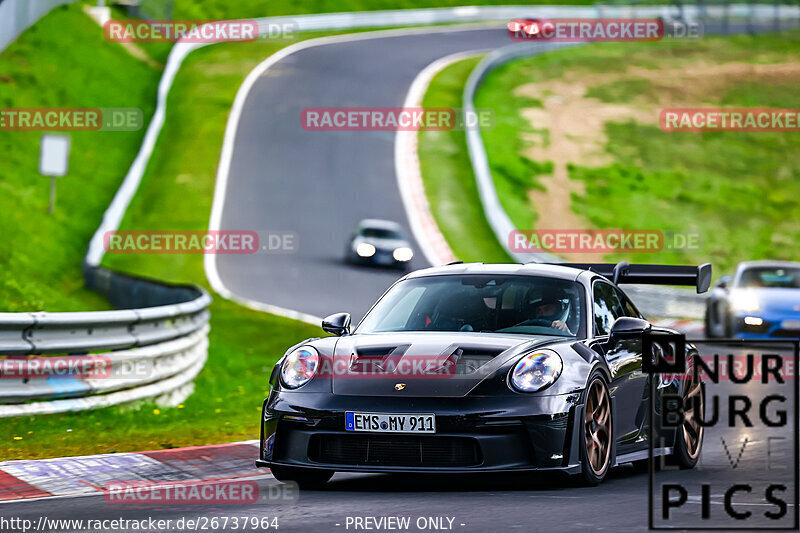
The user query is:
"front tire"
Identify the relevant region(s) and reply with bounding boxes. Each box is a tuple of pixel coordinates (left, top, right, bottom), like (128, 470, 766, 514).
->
(704, 307, 716, 338)
(724, 313, 734, 338)
(270, 466, 333, 489)
(579, 373, 613, 485)
(669, 375, 704, 469)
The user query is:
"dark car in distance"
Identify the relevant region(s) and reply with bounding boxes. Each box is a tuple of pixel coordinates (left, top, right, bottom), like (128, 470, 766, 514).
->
(345, 219, 413, 270)
(257, 262, 711, 487)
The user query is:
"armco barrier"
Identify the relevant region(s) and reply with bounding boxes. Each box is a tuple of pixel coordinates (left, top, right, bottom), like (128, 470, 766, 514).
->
(0, 266, 210, 417)
(0, 0, 77, 52)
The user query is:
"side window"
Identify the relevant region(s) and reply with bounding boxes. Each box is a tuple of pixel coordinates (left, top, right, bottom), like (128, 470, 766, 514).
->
(593, 282, 623, 336)
(615, 289, 641, 318)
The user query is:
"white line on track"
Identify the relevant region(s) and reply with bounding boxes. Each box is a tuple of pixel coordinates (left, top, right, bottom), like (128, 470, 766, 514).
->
(205, 24, 502, 323)
(394, 50, 487, 267)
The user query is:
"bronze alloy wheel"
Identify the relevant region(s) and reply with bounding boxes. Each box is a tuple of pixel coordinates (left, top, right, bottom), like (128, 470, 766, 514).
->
(682, 375, 704, 459)
(584, 379, 612, 476)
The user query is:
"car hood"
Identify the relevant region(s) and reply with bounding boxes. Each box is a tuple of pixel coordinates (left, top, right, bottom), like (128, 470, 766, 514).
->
(330, 331, 561, 397)
(732, 287, 800, 314)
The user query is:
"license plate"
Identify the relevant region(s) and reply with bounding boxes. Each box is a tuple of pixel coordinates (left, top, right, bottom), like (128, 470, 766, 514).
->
(782, 319, 800, 329)
(345, 412, 435, 434)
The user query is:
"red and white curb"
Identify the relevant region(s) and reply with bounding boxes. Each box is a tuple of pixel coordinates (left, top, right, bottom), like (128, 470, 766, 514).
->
(653, 318, 704, 337)
(394, 51, 485, 267)
(0, 440, 263, 503)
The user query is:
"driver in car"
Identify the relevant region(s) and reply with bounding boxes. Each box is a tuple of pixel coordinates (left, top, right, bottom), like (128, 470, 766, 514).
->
(530, 289, 573, 334)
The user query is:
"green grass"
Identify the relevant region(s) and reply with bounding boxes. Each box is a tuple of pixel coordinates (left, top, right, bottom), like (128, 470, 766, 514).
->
(418, 57, 511, 263)
(172, 0, 593, 20)
(484, 33, 800, 82)
(584, 78, 656, 103)
(456, 33, 800, 275)
(474, 61, 553, 231)
(3, 31, 378, 460)
(105, 3, 175, 65)
(0, 4, 160, 311)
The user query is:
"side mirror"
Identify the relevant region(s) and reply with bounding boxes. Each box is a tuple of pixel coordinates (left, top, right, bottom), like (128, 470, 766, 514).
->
(322, 312, 351, 336)
(609, 317, 651, 339)
(715, 275, 732, 290)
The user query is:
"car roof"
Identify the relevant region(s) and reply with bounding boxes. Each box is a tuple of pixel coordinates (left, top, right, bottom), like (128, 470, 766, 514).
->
(357, 218, 403, 230)
(404, 262, 585, 282)
(738, 260, 800, 269)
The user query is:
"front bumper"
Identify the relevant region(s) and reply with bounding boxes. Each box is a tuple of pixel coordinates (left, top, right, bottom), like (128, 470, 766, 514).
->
(257, 391, 583, 474)
(731, 314, 800, 339)
(350, 252, 409, 269)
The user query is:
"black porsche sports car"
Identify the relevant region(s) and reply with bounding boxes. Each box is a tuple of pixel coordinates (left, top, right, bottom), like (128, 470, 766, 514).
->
(257, 262, 711, 487)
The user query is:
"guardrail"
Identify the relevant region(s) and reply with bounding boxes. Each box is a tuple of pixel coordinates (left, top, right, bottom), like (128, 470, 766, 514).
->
(0, 266, 210, 417)
(0, 0, 76, 52)
(463, 41, 580, 266)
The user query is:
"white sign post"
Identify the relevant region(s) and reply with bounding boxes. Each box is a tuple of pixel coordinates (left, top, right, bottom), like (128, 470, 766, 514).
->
(39, 134, 71, 214)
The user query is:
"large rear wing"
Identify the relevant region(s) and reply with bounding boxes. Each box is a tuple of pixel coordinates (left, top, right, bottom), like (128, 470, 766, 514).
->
(550, 261, 712, 294)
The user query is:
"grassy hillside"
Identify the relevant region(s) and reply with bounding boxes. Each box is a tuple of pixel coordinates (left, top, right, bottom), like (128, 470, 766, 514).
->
(0, 3, 160, 311)
(2, 34, 337, 459)
(432, 33, 800, 275)
(418, 57, 511, 263)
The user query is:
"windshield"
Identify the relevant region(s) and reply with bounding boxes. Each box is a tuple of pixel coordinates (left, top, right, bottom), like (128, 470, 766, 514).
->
(357, 275, 584, 337)
(739, 267, 800, 288)
(361, 227, 403, 240)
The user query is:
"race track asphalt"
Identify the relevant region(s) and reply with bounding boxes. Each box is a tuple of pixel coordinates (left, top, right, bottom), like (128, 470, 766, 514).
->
(213, 26, 511, 323)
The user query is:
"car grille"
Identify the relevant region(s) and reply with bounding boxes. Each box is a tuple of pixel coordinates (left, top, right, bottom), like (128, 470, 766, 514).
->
(771, 329, 800, 338)
(308, 434, 481, 467)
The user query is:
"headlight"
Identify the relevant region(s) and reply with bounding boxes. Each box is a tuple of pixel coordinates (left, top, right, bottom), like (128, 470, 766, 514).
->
(744, 316, 763, 326)
(392, 247, 413, 262)
(509, 349, 563, 393)
(507, 20, 523, 32)
(524, 22, 540, 35)
(730, 291, 760, 312)
(281, 346, 319, 389)
(356, 243, 376, 258)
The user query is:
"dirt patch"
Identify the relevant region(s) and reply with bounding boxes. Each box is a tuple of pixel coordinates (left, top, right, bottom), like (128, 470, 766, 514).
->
(513, 60, 800, 261)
